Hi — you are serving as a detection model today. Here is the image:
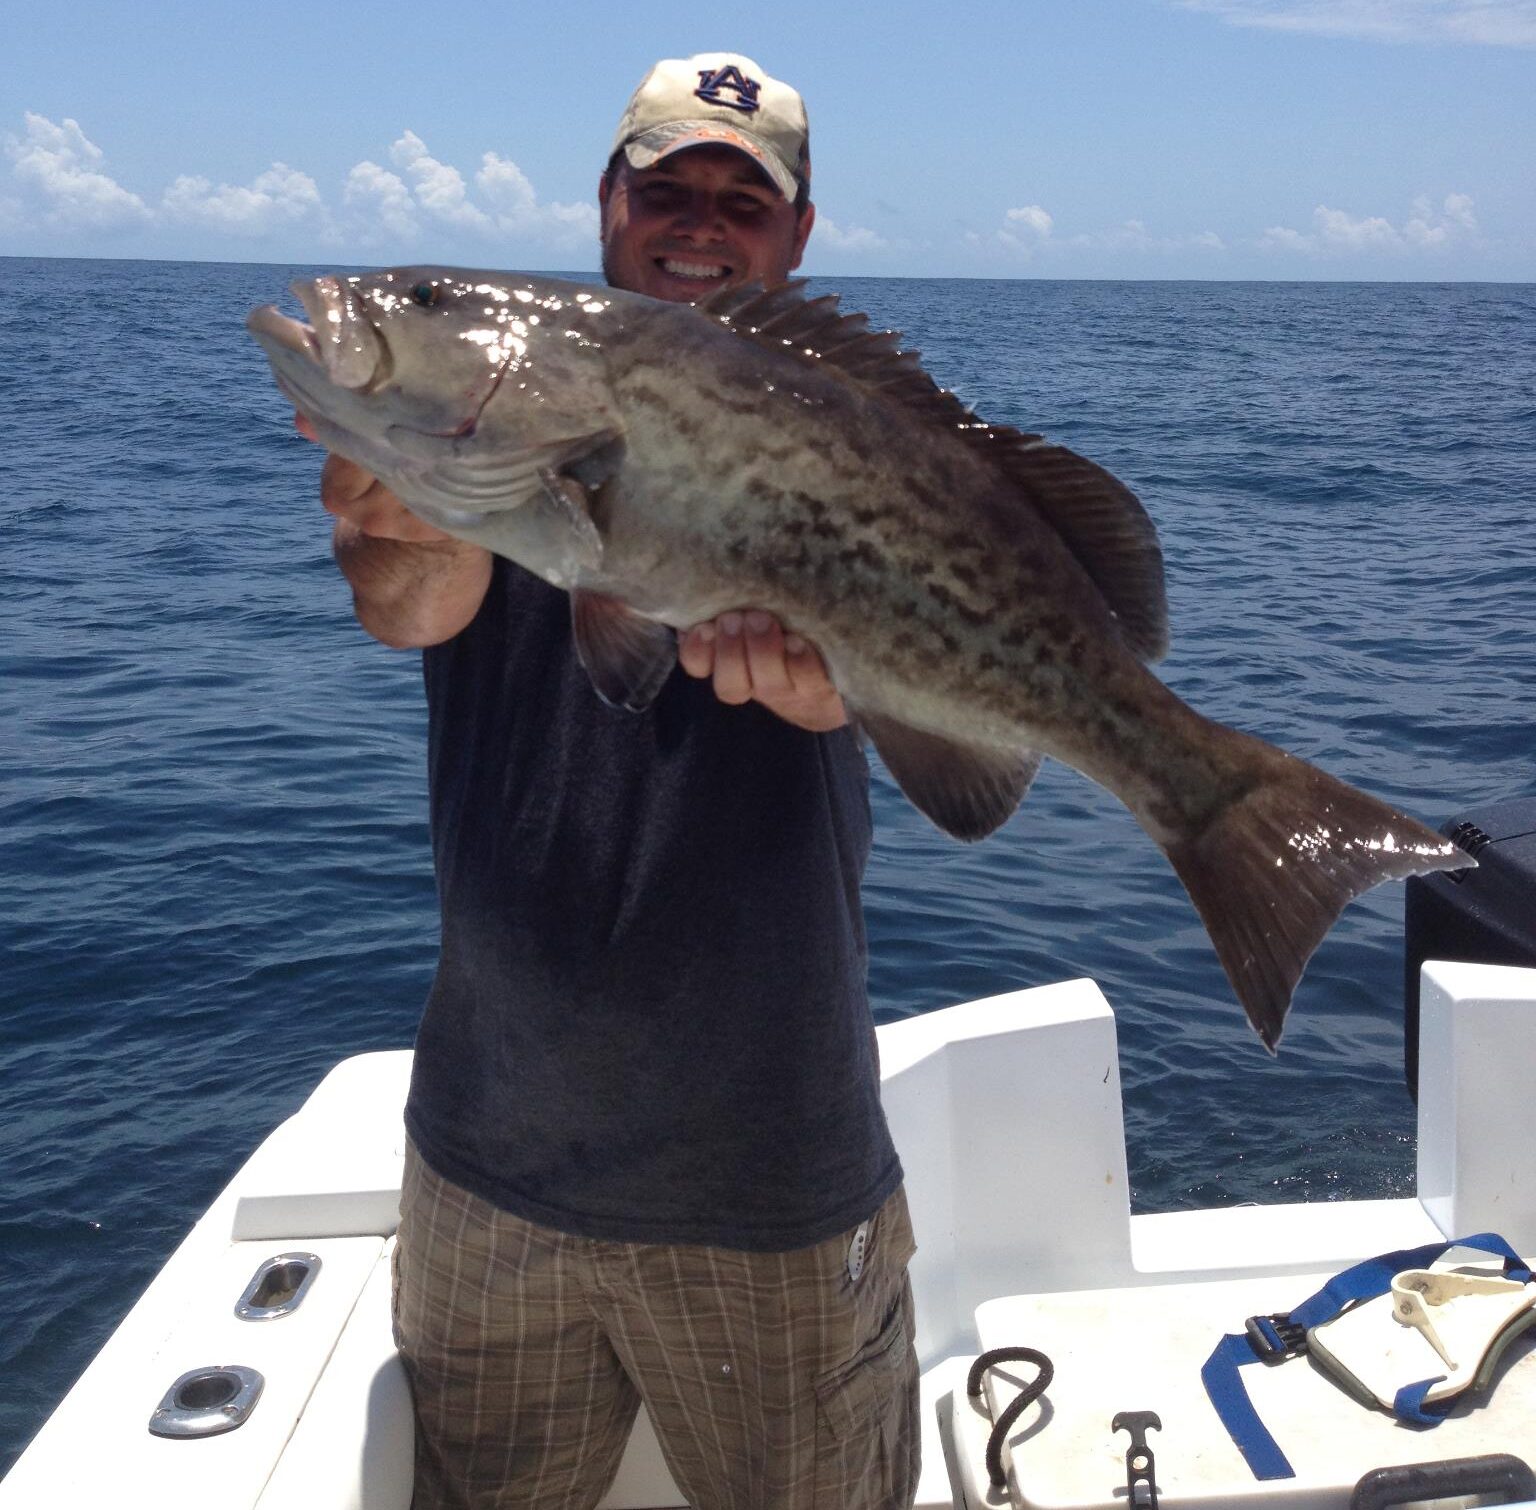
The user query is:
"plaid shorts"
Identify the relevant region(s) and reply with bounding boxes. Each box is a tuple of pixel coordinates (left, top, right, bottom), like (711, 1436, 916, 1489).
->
(392, 1141, 919, 1509)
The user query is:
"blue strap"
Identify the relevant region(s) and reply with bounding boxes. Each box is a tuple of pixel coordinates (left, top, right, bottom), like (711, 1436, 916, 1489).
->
(1201, 1333, 1297, 1479)
(1288, 1232, 1530, 1333)
(1202, 1232, 1532, 1480)
(1394, 1377, 1450, 1425)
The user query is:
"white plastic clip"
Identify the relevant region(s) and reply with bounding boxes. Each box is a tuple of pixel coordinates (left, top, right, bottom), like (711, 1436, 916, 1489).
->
(1309, 1263, 1536, 1411)
(1390, 1268, 1533, 1375)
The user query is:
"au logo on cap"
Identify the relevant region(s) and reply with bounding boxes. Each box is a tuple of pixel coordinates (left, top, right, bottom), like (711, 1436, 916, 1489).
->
(695, 64, 760, 115)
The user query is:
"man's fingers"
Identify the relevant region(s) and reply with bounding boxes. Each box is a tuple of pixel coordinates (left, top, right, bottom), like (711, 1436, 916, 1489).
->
(678, 624, 716, 680)
(739, 611, 793, 700)
(678, 610, 848, 729)
(294, 411, 319, 442)
(709, 613, 754, 704)
(321, 451, 381, 508)
(317, 454, 455, 542)
(781, 631, 830, 698)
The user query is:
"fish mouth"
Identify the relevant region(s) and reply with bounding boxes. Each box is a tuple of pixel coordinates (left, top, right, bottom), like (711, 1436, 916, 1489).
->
(246, 304, 335, 424)
(246, 274, 504, 454)
(246, 303, 321, 362)
(245, 276, 388, 393)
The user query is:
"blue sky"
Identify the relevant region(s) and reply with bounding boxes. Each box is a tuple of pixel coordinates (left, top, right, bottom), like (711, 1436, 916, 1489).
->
(3, 0, 1531, 279)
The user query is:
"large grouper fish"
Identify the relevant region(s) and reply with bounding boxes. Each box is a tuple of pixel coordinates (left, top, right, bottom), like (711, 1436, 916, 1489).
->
(248, 267, 1468, 1050)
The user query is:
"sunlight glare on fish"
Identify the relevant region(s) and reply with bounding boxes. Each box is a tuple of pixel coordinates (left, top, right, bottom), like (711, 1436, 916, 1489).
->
(459, 324, 527, 366)
(1287, 823, 1334, 860)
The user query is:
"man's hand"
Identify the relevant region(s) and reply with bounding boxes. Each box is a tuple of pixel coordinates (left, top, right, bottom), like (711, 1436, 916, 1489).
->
(297, 412, 455, 544)
(679, 611, 848, 732)
(322, 453, 459, 543)
(296, 411, 492, 647)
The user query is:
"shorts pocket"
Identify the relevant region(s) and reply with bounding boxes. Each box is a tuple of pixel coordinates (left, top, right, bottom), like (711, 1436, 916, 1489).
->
(812, 1287, 919, 1506)
(813, 1287, 913, 1440)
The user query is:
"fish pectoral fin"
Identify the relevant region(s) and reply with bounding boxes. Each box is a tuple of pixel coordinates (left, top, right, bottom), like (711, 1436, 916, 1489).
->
(571, 591, 678, 712)
(535, 469, 603, 574)
(855, 711, 1042, 841)
(387, 431, 619, 578)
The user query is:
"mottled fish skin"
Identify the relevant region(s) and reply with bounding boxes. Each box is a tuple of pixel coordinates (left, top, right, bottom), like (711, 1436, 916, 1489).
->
(248, 267, 1471, 1049)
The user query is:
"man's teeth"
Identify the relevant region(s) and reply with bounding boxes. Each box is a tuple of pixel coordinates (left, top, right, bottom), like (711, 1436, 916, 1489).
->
(660, 258, 727, 280)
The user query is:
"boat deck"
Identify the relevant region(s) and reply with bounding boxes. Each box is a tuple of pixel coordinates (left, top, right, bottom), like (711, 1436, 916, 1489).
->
(4, 962, 1534, 1508)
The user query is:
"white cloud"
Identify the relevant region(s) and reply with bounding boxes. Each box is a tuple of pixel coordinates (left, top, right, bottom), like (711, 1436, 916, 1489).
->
(1174, 0, 1536, 47)
(1005, 204, 1054, 239)
(162, 162, 323, 236)
(343, 160, 420, 243)
(338, 132, 598, 248)
(476, 150, 598, 244)
(1258, 225, 1311, 251)
(971, 203, 1055, 259)
(1261, 194, 1480, 253)
(389, 130, 491, 230)
(814, 214, 887, 253)
(476, 152, 539, 219)
(1314, 205, 1401, 248)
(3, 113, 601, 258)
(1070, 219, 1228, 253)
(4, 112, 149, 227)
(975, 205, 1226, 259)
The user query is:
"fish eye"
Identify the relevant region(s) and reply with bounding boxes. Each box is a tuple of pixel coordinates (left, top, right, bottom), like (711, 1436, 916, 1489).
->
(410, 282, 440, 308)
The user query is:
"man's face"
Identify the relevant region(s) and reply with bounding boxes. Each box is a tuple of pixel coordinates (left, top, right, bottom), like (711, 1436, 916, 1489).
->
(599, 145, 814, 303)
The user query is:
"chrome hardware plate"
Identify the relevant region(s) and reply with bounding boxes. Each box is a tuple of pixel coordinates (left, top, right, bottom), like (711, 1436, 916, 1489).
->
(148, 1365, 264, 1438)
(235, 1250, 321, 1320)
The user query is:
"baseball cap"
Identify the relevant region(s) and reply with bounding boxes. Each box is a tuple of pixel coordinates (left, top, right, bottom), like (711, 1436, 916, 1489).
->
(610, 53, 810, 202)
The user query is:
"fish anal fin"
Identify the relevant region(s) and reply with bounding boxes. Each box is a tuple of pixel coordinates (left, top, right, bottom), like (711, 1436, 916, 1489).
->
(857, 710, 1042, 842)
(1161, 743, 1470, 1052)
(571, 591, 677, 712)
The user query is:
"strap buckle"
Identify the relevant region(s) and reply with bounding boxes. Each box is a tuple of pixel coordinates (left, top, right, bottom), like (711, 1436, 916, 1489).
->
(1245, 1312, 1307, 1362)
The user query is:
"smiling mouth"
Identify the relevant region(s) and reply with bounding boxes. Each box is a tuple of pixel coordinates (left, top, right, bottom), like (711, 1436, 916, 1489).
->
(657, 256, 731, 281)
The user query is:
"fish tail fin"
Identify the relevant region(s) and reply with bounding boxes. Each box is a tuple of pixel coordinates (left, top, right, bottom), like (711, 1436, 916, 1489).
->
(1160, 741, 1467, 1051)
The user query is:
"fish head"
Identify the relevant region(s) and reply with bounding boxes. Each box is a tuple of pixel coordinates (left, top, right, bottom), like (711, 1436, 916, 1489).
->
(247, 267, 625, 500)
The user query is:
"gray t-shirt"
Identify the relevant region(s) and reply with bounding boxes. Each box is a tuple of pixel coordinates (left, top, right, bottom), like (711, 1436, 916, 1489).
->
(404, 559, 901, 1250)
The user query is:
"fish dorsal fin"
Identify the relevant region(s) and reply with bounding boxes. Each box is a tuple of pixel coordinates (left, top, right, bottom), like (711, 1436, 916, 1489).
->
(697, 280, 898, 369)
(978, 432, 1169, 662)
(695, 281, 1169, 663)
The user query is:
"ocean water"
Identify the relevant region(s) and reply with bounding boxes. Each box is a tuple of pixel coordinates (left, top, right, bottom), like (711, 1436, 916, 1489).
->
(1, 258, 1532, 1472)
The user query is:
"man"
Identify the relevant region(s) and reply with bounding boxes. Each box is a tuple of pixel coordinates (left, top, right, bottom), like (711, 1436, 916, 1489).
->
(305, 53, 919, 1510)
